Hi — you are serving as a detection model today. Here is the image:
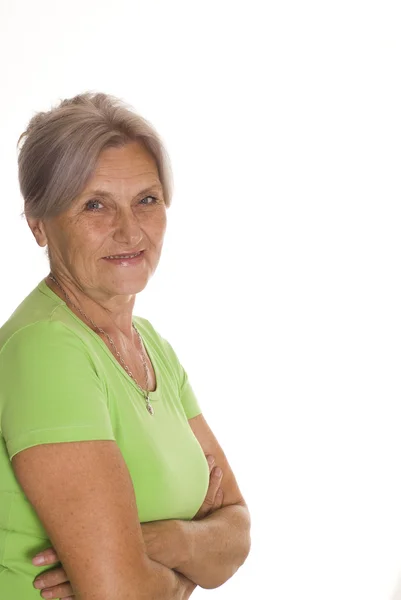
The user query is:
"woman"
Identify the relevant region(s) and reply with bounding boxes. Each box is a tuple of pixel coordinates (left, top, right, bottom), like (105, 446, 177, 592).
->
(0, 92, 251, 599)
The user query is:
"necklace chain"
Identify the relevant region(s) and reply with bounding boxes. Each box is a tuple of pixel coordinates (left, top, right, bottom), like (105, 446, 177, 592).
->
(48, 274, 154, 416)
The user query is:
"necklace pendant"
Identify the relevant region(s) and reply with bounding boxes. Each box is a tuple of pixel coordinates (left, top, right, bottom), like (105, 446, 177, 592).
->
(146, 400, 154, 416)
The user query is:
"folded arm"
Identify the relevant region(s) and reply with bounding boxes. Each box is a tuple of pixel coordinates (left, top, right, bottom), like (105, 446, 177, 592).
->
(31, 414, 251, 595)
(141, 501, 251, 589)
(180, 502, 251, 588)
(15, 439, 195, 600)
(177, 413, 251, 588)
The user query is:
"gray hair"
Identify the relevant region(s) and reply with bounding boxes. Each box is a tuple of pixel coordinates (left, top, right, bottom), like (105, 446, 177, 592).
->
(17, 91, 174, 221)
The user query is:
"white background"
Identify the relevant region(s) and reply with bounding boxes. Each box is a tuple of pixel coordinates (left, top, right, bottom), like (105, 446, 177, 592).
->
(0, 1, 400, 599)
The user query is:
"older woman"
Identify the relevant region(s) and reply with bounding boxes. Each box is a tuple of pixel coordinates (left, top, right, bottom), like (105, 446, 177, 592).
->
(0, 92, 251, 599)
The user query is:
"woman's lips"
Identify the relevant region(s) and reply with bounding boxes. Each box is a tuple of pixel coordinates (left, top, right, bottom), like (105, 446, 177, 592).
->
(102, 250, 145, 265)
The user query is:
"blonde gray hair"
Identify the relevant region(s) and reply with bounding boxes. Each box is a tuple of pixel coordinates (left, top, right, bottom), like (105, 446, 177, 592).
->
(18, 91, 173, 220)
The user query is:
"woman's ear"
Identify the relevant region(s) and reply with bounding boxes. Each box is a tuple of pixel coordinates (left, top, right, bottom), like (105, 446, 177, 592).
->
(26, 218, 48, 248)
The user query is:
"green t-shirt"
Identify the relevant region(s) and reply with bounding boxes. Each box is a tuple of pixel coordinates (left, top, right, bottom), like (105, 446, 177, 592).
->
(0, 279, 209, 598)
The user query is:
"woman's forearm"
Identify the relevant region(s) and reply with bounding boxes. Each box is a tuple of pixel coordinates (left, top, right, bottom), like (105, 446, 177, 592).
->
(31, 504, 247, 597)
(140, 504, 251, 590)
(176, 503, 251, 589)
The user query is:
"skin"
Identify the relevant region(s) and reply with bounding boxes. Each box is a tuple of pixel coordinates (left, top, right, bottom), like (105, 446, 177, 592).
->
(27, 140, 167, 348)
(31, 456, 224, 599)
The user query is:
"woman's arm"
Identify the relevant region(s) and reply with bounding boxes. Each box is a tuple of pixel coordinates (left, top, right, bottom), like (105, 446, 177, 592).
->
(140, 499, 251, 589)
(31, 506, 247, 598)
(178, 504, 251, 589)
(180, 413, 252, 588)
(31, 456, 225, 598)
(31, 415, 251, 594)
(13, 439, 192, 600)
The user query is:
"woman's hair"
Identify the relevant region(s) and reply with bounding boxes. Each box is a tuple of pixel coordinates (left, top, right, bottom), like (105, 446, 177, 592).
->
(17, 91, 174, 220)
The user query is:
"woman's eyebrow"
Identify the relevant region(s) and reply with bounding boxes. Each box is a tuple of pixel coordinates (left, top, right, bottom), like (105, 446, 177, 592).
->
(83, 185, 164, 199)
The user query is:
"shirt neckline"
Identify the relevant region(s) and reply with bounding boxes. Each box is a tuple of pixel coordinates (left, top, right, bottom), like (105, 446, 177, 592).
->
(38, 278, 159, 398)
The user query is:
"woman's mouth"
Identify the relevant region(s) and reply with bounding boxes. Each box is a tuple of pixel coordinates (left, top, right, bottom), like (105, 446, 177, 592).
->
(102, 250, 145, 265)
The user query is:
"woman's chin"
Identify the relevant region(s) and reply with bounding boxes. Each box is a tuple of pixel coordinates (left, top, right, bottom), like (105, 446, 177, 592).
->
(104, 276, 150, 296)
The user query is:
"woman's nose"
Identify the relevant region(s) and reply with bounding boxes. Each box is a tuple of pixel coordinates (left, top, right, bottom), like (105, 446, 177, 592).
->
(114, 211, 142, 243)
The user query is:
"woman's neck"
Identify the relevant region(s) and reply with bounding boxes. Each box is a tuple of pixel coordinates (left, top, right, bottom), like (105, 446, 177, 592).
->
(44, 273, 136, 344)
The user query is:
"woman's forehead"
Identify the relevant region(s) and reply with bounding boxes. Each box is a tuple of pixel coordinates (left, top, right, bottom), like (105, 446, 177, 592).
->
(91, 146, 159, 180)
(97, 141, 155, 164)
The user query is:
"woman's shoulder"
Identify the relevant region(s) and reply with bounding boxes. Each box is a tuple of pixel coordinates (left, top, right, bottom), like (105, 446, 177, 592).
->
(0, 279, 105, 358)
(0, 320, 93, 372)
(0, 279, 73, 352)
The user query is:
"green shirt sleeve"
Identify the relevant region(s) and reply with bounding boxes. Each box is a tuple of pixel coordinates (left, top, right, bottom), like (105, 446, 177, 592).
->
(0, 320, 116, 461)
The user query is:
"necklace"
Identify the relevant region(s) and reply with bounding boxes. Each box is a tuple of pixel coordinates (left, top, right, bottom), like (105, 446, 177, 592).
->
(48, 273, 154, 416)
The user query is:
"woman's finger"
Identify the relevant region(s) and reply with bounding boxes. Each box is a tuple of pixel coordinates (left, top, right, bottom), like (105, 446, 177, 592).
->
(206, 454, 215, 473)
(215, 488, 224, 509)
(38, 582, 74, 599)
(193, 463, 224, 520)
(32, 547, 59, 566)
(34, 566, 69, 591)
(202, 466, 223, 510)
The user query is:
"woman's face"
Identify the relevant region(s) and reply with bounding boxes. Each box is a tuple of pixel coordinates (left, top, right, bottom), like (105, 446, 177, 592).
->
(37, 141, 167, 302)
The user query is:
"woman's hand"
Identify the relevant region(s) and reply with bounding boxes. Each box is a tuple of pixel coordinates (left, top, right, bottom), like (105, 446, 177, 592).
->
(31, 453, 224, 597)
(32, 551, 72, 599)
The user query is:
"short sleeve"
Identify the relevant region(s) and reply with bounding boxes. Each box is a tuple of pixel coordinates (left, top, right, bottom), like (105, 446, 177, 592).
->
(0, 321, 116, 461)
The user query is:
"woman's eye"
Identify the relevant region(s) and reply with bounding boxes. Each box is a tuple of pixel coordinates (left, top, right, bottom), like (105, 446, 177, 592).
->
(140, 195, 158, 205)
(85, 200, 103, 211)
(85, 196, 159, 211)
